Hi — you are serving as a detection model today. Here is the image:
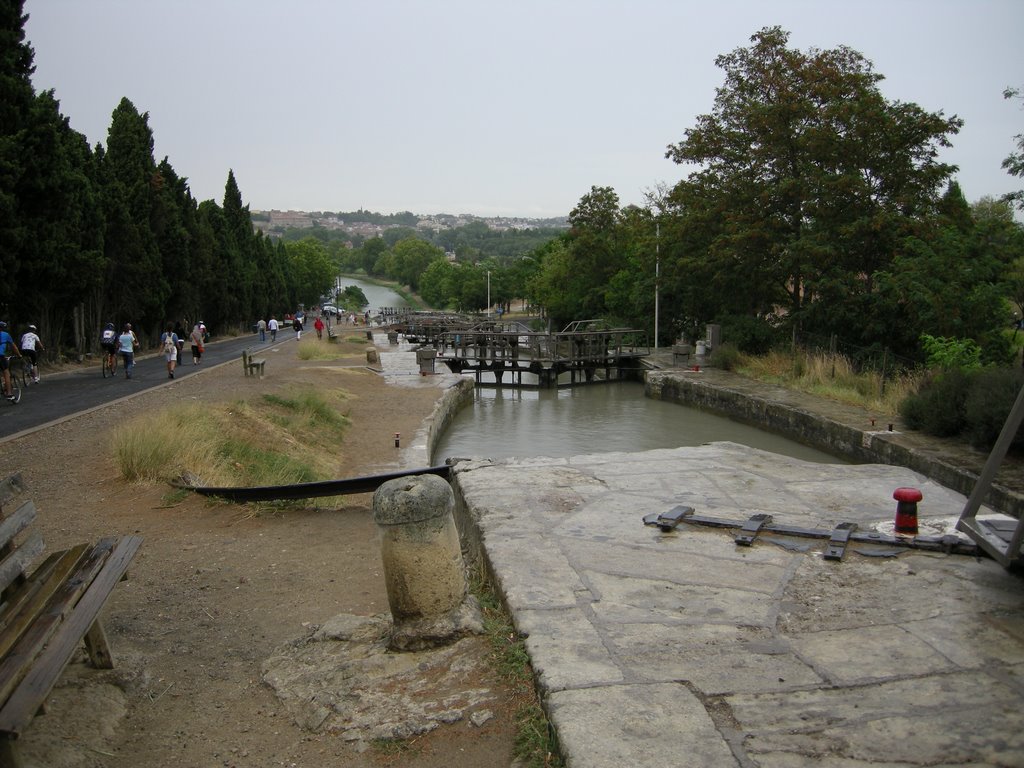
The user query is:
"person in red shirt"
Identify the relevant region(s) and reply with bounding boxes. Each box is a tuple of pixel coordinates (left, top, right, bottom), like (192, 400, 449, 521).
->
(314, 316, 325, 340)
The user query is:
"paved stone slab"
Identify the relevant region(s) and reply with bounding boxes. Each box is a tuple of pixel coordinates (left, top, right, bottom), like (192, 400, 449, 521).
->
(546, 683, 737, 768)
(449, 444, 1024, 767)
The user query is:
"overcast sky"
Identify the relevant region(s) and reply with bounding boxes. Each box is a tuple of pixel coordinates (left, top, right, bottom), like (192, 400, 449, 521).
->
(22, 0, 1024, 218)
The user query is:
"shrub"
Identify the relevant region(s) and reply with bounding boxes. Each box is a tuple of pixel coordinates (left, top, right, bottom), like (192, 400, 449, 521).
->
(718, 314, 780, 355)
(963, 367, 1024, 451)
(920, 334, 982, 371)
(709, 342, 742, 371)
(898, 369, 971, 437)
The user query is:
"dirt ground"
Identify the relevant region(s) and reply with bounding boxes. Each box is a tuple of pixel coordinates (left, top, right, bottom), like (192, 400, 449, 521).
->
(0, 338, 519, 768)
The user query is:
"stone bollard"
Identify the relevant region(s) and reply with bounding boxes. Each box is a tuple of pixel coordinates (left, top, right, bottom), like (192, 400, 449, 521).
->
(372, 474, 481, 651)
(366, 348, 378, 364)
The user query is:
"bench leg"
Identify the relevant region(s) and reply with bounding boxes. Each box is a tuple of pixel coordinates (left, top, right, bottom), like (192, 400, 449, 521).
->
(84, 618, 114, 669)
(0, 735, 22, 768)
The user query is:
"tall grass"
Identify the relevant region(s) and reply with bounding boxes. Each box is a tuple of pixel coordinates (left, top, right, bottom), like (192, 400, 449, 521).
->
(111, 388, 351, 489)
(736, 349, 921, 416)
(295, 338, 347, 360)
(470, 566, 563, 767)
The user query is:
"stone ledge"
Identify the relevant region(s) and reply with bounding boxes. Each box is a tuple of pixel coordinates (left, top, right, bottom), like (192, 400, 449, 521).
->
(646, 370, 1023, 519)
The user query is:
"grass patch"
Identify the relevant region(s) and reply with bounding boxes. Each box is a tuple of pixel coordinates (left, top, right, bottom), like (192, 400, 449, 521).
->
(736, 349, 920, 417)
(370, 736, 422, 760)
(111, 386, 352, 492)
(470, 566, 563, 767)
(295, 338, 348, 361)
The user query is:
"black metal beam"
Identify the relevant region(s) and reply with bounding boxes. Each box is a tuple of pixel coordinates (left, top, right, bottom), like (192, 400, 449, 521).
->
(174, 465, 452, 503)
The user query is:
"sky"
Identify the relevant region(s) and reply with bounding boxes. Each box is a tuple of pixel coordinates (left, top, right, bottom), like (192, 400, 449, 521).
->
(22, 0, 1024, 219)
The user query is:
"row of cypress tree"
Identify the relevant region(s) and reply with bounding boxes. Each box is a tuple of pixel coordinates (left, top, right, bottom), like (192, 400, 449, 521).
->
(1, 1, 303, 360)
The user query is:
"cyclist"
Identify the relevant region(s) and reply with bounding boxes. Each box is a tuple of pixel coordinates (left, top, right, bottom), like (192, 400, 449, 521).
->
(100, 321, 118, 373)
(19, 324, 43, 383)
(0, 321, 22, 401)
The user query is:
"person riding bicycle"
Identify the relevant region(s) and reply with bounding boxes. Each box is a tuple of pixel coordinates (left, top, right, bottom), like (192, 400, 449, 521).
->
(0, 321, 23, 401)
(100, 321, 118, 372)
(19, 324, 43, 383)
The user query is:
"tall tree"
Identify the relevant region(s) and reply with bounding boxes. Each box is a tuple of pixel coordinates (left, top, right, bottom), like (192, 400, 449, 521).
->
(1003, 87, 1024, 211)
(100, 97, 166, 337)
(0, 0, 35, 297)
(665, 27, 962, 351)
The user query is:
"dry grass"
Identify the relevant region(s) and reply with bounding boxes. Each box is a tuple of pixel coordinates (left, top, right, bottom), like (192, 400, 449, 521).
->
(737, 349, 921, 416)
(296, 337, 348, 360)
(110, 386, 352, 491)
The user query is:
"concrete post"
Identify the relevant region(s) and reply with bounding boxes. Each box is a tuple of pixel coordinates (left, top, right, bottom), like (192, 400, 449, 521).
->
(372, 474, 479, 650)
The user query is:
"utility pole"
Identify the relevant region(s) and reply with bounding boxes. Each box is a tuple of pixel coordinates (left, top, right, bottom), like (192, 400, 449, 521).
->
(654, 220, 660, 351)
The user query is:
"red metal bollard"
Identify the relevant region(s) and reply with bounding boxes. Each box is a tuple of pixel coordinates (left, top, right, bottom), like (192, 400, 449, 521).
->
(893, 487, 922, 535)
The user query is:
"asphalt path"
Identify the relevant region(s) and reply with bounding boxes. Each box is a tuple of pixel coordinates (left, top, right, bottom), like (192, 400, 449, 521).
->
(0, 332, 294, 441)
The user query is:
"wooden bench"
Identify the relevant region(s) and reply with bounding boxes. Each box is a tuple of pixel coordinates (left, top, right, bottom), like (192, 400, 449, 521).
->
(242, 348, 266, 378)
(0, 473, 142, 766)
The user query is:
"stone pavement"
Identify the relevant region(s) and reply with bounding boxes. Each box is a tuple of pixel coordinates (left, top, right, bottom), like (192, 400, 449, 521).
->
(448, 444, 1024, 767)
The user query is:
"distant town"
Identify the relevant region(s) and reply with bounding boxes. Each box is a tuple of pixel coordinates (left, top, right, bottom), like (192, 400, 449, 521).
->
(251, 209, 569, 240)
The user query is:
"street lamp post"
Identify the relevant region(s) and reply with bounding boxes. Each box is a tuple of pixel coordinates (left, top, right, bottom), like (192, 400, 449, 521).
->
(654, 220, 660, 351)
(487, 270, 491, 319)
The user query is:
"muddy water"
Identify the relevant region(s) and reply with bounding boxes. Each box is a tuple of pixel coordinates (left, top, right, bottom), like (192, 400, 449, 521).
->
(431, 381, 846, 464)
(342, 277, 846, 466)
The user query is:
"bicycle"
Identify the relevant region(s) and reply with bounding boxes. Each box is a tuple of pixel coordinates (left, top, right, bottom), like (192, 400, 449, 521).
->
(2, 357, 21, 404)
(15, 355, 32, 388)
(102, 348, 117, 378)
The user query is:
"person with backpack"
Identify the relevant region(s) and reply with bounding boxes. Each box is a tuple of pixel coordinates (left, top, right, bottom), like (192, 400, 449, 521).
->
(160, 323, 179, 379)
(100, 321, 118, 374)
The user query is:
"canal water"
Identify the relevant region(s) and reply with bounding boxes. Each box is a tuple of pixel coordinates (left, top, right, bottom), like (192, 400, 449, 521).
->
(430, 383, 845, 464)
(343, 277, 845, 465)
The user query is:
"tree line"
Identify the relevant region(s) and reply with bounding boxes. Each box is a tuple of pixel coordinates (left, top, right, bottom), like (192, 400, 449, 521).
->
(0, 1, 336, 359)
(333, 27, 1024, 368)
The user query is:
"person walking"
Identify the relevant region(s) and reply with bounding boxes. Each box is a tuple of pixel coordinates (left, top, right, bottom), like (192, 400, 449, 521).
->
(268, 316, 278, 342)
(160, 323, 179, 379)
(257, 318, 267, 342)
(118, 323, 136, 379)
(19, 324, 43, 383)
(189, 322, 205, 365)
(293, 315, 304, 341)
(314, 316, 325, 340)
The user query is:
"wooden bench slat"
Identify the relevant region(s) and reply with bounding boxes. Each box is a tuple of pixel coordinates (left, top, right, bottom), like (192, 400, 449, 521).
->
(0, 540, 116, 714)
(0, 501, 34, 554)
(0, 546, 90, 662)
(0, 535, 142, 737)
(0, 530, 44, 597)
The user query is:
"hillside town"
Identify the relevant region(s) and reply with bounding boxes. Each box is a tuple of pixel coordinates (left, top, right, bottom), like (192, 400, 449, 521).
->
(251, 209, 568, 240)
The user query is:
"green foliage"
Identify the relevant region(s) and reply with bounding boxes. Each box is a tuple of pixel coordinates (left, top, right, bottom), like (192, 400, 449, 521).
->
(666, 27, 963, 357)
(284, 238, 337, 309)
(898, 369, 971, 437)
(709, 342, 742, 371)
(338, 285, 368, 309)
(963, 367, 1024, 450)
(899, 366, 1023, 451)
(717, 314, 781, 355)
(919, 334, 983, 371)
